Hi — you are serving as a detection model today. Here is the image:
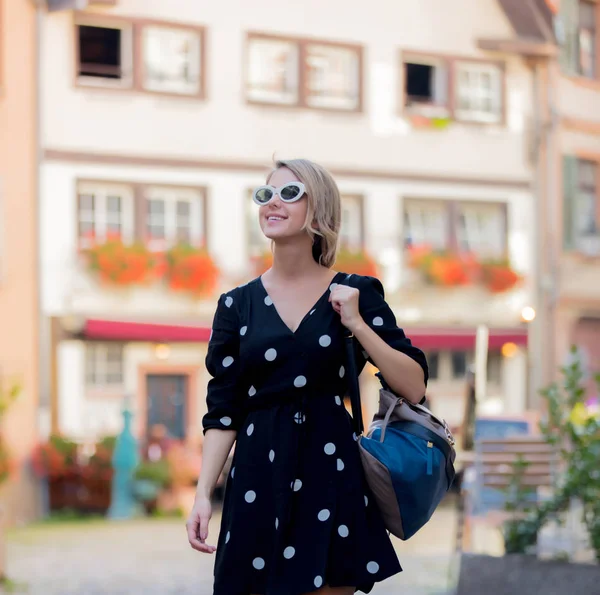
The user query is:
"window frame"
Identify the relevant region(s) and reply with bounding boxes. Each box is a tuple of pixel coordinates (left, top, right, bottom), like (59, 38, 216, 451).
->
(73, 12, 206, 99)
(85, 342, 125, 388)
(399, 50, 506, 126)
(402, 197, 509, 260)
(245, 32, 364, 113)
(339, 194, 365, 250)
(578, 0, 598, 79)
(76, 180, 208, 252)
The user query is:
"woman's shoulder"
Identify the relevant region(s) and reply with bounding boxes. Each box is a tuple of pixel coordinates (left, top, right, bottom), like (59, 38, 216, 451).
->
(218, 277, 261, 302)
(340, 272, 385, 297)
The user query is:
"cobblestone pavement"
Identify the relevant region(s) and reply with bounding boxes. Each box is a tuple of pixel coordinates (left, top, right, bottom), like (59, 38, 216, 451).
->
(6, 500, 459, 595)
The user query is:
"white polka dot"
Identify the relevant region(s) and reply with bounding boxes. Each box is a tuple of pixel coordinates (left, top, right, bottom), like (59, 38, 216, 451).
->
(231, 467, 235, 478)
(292, 479, 302, 492)
(248, 385, 256, 397)
(283, 546, 295, 559)
(294, 375, 307, 388)
(220, 416, 232, 427)
(338, 525, 349, 538)
(247, 423, 254, 436)
(335, 396, 342, 406)
(309, 309, 316, 315)
(275, 517, 279, 529)
(245, 490, 256, 503)
(353, 432, 358, 442)
(269, 449, 275, 462)
(319, 335, 331, 347)
(362, 350, 369, 359)
(364, 495, 369, 507)
(264, 296, 273, 306)
(240, 326, 247, 336)
(253, 557, 265, 570)
(294, 412, 306, 424)
(372, 316, 384, 327)
(265, 348, 277, 361)
(329, 282, 338, 291)
(318, 509, 330, 521)
(222, 356, 234, 368)
(225, 531, 230, 544)
(337, 458, 345, 471)
(225, 296, 233, 308)
(339, 365, 345, 378)
(367, 561, 379, 574)
(324, 443, 336, 455)
(314, 576, 323, 588)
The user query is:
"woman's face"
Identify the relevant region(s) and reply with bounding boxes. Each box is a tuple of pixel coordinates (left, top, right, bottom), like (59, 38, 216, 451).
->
(258, 167, 309, 241)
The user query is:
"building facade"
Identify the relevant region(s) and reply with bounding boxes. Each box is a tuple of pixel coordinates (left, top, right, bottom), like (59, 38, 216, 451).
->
(497, 0, 600, 405)
(39, 0, 537, 444)
(0, 0, 40, 524)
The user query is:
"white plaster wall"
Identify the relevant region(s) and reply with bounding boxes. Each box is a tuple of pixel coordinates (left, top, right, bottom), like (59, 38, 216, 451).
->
(41, 0, 533, 178)
(57, 340, 209, 439)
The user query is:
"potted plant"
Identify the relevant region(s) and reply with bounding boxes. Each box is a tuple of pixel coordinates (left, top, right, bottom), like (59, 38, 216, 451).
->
(480, 260, 521, 293)
(164, 243, 219, 298)
(86, 237, 157, 287)
(132, 459, 171, 503)
(335, 247, 379, 277)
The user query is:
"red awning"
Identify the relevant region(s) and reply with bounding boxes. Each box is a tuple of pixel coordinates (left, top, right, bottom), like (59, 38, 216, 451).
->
(84, 319, 211, 342)
(84, 319, 527, 349)
(404, 327, 528, 350)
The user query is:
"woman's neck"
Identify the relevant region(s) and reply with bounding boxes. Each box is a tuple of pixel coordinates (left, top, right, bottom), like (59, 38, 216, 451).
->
(268, 239, 323, 282)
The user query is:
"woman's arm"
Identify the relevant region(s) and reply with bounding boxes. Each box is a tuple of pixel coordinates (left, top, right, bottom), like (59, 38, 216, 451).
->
(351, 320, 426, 403)
(196, 428, 236, 500)
(187, 429, 237, 553)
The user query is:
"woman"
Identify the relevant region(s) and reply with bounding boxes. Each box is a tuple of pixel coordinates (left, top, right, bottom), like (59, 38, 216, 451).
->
(186, 159, 428, 595)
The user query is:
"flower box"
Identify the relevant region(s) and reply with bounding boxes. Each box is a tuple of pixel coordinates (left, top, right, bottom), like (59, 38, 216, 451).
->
(165, 244, 219, 298)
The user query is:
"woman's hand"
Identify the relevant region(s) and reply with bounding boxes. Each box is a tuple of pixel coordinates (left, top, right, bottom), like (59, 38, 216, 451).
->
(329, 285, 364, 333)
(186, 496, 216, 554)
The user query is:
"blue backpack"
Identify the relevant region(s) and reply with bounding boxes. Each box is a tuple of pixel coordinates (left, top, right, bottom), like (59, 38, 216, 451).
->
(345, 332, 456, 540)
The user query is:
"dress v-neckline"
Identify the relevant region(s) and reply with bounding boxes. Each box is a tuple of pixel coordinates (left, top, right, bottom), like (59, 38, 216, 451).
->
(258, 271, 344, 335)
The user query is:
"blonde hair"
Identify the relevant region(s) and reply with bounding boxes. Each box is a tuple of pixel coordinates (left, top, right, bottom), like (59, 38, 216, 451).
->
(267, 158, 341, 268)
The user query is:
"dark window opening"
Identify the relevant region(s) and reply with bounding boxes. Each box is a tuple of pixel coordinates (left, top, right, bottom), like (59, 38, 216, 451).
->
(405, 62, 434, 103)
(426, 351, 439, 380)
(451, 351, 468, 379)
(78, 25, 122, 79)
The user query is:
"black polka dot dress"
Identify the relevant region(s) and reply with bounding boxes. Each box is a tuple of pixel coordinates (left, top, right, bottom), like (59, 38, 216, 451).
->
(202, 272, 428, 595)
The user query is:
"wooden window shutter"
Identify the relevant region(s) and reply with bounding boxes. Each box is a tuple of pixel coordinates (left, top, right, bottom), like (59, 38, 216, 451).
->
(562, 155, 579, 250)
(133, 184, 147, 242)
(557, 0, 580, 74)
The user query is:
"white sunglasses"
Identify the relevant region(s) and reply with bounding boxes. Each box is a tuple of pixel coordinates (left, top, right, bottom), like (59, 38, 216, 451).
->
(252, 182, 306, 206)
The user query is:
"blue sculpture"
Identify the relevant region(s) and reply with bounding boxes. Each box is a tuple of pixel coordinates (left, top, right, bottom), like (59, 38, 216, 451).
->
(108, 404, 140, 519)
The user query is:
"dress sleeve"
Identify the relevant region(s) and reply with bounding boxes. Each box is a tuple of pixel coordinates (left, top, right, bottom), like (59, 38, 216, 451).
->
(353, 274, 429, 385)
(202, 292, 246, 433)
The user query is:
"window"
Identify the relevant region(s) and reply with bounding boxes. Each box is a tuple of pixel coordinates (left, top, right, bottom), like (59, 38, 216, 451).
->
(579, 1, 597, 78)
(76, 21, 133, 88)
(142, 26, 203, 95)
(247, 189, 271, 257)
(305, 44, 361, 110)
(451, 351, 468, 379)
(144, 187, 205, 251)
(456, 202, 506, 259)
(77, 182, 134, 248)
(402, 54, 503, 124)
(454, 63, 503, 124)
(404, 57, 449, 116)
(403, 200, 449, 250)
(247, 34, 362, 111)
(247, 37, 300, 104)
(86, 343, 124, 387)
(339, 195, 363, 249)
(403, 199, 507, 259)
(563, 156, 600, 254)
(426, 351, 440, 380)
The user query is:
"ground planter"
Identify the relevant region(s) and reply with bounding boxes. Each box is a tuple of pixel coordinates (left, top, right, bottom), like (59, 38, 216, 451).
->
(48, 475, 112, 514)
(456, 553, 600, 595)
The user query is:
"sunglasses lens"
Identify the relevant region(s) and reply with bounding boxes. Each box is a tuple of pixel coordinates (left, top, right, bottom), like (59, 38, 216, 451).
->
(255, 187, 273, 204)
(280, 184, 302, 201)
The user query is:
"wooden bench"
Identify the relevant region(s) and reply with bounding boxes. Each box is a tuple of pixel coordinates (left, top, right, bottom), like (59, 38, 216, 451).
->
(456, 435, 559, 553)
